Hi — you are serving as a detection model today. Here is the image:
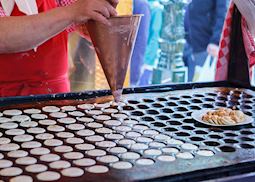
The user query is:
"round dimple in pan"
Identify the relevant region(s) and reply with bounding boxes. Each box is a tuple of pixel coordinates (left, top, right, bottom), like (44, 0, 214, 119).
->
(178, 100, 191, 105)
(171, 113, 185, 119)
(111, 161, 133, 170)
(105, 133, 124, 140)
(86, 122, 103, 129)
(104, 120, 122, 127)
(147, 110, 160, 115)
(102, 108, 119, 114)
(176, 152, 194, 159)
(39, 119, 57, 126)
(37, 171, 61, 181)
(122, 105, 136, 111)
(56, 132, 74, 139)
(57, 117, 76, 124)
(112, 113, 128, 120)
(123, 119, 139, 125)
(125, 131, 142, 139)
(194, 130, 208, 135)
(8, 150, 28, 158)
(137, 104, 149, 110)
(40, 154, 60, 162)
(136, 158, 155, 166)
(189, 136, 205, 142)
(0, 167, 23, 177)
(204, 141, 221, 147)
(63, 152, 84, 160)
(5, 129, 25, 136)
(0, 144, 20, 153)
(157, 155, 176, 162)
(167, 139, 184, 145)
(31, 114, 48, 120)
(174, 131, 190, 137)
(24, 108, 41, 114)
(95, 127, 113, 134)
(218, 145, 236, 153)
(196, 150, 215, 157)
(130, 143, 149, 150)
(97, 155, 119, 163)
(167, 120, 182, 126)
(20, 121, 38, 128)
(50, 112, 68, 119)
(239, 136, 254, 142)
(166, 102, 178, 107)
(77, 103, 94, 110)
(42, 106, 60, 113)
(0, 137, 11, 145)
(239, 143, 255, 149)
(0, 160, 13, 168)
(3, 109, 22, 116)
(76, 117, 94, 123)
(157, 97, 168, 102)
(61, 105, 76, 112)
(108, 147, 127, 154)
(76, 129, 95, 137)
(10, 175, 33, 182)
(86, 165, 109, 173)
(130, 111, 144, 117)
(66, 137, 84, 145)
(224, 132, 238, 137)
(149, 142, 166, 148)
(61, 167, 84, 177)
(15, 157, 37, 165)
(152, 103, 164, 108)
(73, 158, 96, 167)
(75, 144, 95, 151)
(95, 141, 116, 148)
(30, 147, 50, 155)
(49, 160, 71, 169)
(142, 99, 155, 103)
(141, 116, 155, 122)
(120, 152, 140, 160)
(11, 115, 31, 122)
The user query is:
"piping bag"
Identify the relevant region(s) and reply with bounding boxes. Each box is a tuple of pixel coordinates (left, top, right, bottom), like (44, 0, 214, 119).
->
(86, 15, 142, 102)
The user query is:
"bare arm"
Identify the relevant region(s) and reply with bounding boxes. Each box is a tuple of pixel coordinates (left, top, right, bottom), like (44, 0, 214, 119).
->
(0, 0, 118, 54)
(0, 7, 73, 53)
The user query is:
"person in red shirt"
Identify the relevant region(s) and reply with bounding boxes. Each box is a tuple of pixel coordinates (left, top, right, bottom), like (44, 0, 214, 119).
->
(0, 0, 118, 97)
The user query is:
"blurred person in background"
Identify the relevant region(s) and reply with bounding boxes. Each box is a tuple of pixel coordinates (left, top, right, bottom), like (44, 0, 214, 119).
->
(130, 0, 151, 86)
(183, 0, 228, 81)
(139, 0, 163, 86)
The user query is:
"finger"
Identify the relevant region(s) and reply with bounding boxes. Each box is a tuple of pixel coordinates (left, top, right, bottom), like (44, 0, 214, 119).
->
(101, 1, 117, 16)
(96, 7, 110, 18)
(104, 2, 118, 16)
(107, 0, 119, 7)
(91, 12, 111, 25)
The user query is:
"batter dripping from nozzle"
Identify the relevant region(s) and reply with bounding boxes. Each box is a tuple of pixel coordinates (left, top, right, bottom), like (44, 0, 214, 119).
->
(86, 15, 142, 102)
(112, 89, 122, 102)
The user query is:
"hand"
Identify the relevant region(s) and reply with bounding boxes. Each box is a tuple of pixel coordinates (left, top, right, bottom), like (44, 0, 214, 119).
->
(207, 43, 219, 58)
(233, 0, 255, 36)
(67, 0, 119, 25)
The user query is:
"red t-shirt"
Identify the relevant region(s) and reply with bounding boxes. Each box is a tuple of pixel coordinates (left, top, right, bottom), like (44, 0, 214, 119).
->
(0, 0, 70, 97)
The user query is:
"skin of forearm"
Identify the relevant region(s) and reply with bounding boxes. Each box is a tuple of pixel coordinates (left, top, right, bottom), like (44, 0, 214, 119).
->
(0, 6, 74, 53)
